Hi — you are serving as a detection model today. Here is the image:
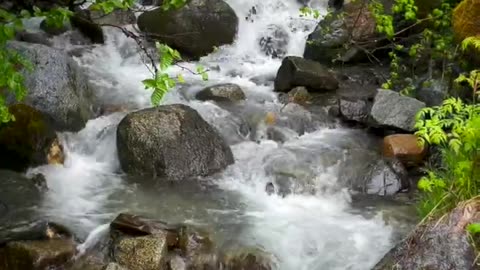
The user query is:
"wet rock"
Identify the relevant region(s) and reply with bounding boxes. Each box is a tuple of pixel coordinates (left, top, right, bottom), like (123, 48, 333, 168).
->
(274, 56, 339, 92)
(7, 41, 96, 131)
(369, 89, 425, 132)
(279, 86, 311, 106)
(70, 13, 105, 44)
(15, 31, 52, 46)
(304, 1, 377, 64)
(0, 104, 58, 172)
(88, 9, 136, 26)
(221, 247, 276, 270)
(0, 239, 76, 270)
(0, 220, 74, 246)
(47, 138, 65, 165)
(383, 134, 426, 167)
(266, 126, 298, 143)
(338, 89, 376, 124)
(364, 159, 407, 196)
(111, 234, 168, 270)
(258, 24, 289, 58)
(177, 226, 214, 257)
(196, 84, 246, 102)
(137, 0, 238, 58)
(117, 104, 234, 180)
(265, 182, 275, 195)
(0, 171, 44, 230)
(187, 253, 219, 270)
(110, 213, 179, 248)
(374, 201, 480, 270)
(29, 173, 48, 191)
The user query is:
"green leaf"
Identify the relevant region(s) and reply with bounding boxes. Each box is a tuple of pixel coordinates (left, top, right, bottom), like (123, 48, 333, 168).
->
(467, 223, 480, 235)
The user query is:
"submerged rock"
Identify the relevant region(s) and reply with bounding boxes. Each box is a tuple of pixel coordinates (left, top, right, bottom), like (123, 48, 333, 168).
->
(364, 159, 407, 196)
(0, 239, 76, 270)
(369, 89, 425, 132)
(258, 24, 289, 58)
(274, 56, 338, 92)
(374, 201, 480, 270)
(279, 86, 311, 106)
(117, 104, 234, 180)
(0, 104, 58, 172)
(196, 83, 246, 102)
(7, 41, 96, 131)
(221, 247, 277, 270)
(137, 0, 238, 58)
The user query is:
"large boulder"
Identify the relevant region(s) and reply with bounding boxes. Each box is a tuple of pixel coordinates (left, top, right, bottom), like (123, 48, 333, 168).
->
(116, 104, 234, 180)
(196, 83, 246, 102)
(369, 89, 425, 132)
(7, 41, 96, 131)
(383, 134, 426, 167)
(304, 1, 377, 64)
(274, 56, 339, 92)
(137, 0, 238, 58)
(374, 201, 480, 270)
(0, 104, 60, 172)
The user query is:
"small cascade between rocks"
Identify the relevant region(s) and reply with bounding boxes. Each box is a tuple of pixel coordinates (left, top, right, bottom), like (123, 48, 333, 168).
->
(11, 0, 418, 269)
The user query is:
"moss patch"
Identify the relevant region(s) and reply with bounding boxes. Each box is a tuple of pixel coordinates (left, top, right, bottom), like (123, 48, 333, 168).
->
(0, 104, 57, 172)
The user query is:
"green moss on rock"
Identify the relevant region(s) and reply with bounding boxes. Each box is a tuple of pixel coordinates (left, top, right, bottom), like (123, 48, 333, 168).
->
(0, 104, 57, 172)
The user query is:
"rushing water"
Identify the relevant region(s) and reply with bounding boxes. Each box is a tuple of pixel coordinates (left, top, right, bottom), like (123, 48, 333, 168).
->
(24, 0, 417, 269)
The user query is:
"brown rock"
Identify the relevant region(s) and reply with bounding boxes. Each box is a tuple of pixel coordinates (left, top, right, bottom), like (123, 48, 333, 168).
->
(47, 138, 65, 165)
(0, 239, 75, 270)
(382, 134, 426, 166)
(110, 213, 180, 248)
(287, 86, 311, 106)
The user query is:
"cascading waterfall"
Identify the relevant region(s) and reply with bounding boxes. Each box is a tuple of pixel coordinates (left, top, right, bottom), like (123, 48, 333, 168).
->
(25, 0, 415, 269)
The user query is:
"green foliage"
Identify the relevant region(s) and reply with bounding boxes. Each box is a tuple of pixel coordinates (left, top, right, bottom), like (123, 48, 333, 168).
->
(161, 0, 188, 11)
(142, 43, 182, 105)
(462, 36, 480, 51)
(299, 6, 321, 19)
(467, 223, 480, 235)
(415, 97, 480, 217)
(91, 0, 136, 13)
(371, 0, 457, 95)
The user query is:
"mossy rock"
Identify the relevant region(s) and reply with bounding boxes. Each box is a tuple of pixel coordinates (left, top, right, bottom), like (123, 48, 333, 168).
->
(453, 0, 480, 41)
(453, 0, 480, 66)
(0, 104, 57, 172)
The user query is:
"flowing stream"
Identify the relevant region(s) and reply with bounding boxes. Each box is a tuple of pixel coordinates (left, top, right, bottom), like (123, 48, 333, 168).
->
(25, 0, 417, 269)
